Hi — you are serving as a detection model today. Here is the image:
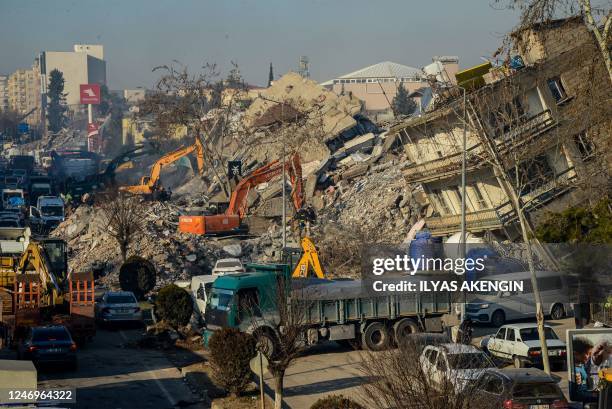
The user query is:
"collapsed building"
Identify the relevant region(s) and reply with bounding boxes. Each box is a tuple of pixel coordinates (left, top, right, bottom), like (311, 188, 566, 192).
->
(387, 17, 611, 240)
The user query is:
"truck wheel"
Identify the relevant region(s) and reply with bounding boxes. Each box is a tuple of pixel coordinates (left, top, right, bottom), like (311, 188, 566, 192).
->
(550, 304, 565, 320)
(256, 331, 277, 359)
(491, 310, 505, 327)
(362, 322, 389, 351)
(393, 318, 419, 345)
(513, 355, 523, 368)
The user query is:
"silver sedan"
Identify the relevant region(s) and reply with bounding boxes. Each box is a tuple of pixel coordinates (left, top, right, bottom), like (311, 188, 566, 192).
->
(95, 291, 143, 324)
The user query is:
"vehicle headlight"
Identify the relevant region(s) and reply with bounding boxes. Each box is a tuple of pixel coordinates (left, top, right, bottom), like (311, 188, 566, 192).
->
(479, 304, 490, 309)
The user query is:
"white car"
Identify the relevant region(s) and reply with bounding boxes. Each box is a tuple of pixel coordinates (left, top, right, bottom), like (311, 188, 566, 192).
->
(419, 343, 494, 392)
(211, 258, 245, 276)
(480, 323, 567, 370)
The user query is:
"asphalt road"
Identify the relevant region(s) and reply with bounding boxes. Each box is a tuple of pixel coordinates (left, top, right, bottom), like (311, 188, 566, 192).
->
(263, 317, 577, 409)
(35, 327, 203, 409)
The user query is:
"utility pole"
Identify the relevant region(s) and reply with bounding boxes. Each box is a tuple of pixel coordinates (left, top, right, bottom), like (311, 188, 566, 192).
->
(460, 86, 467, 323)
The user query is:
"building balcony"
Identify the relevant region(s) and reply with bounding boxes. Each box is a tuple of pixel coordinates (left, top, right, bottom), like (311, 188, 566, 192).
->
(494, 109, 557, 150)
(425, 201, 515, 236)
(403, 110, 557, 183)
(403, 144, 483, 183)
(424, 167, 576, 236)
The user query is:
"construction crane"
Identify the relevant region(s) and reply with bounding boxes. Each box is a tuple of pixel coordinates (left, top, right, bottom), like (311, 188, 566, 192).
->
(120, 138, 205, 197)
(179, 153, 303, 235)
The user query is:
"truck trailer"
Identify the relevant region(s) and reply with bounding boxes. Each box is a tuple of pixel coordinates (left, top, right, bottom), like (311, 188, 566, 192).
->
(204, 263, 451, 355)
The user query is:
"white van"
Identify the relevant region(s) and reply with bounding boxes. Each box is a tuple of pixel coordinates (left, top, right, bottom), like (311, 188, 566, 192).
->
(465, 270, 572, 327)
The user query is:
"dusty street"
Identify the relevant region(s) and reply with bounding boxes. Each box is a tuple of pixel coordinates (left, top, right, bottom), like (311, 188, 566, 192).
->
(34, 327, 203, 409)
(265, 317, 577, 408)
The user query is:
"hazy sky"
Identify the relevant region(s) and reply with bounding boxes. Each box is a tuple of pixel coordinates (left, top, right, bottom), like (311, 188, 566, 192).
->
(0, 0, 520, 89)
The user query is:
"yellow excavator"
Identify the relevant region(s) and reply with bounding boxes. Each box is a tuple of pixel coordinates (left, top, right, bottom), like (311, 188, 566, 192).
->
(290, 237, 325, 279)
(120, 137, 205, 197)
(7, 239, 96, 342)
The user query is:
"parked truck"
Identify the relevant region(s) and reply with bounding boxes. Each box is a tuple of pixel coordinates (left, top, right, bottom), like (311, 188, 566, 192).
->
(203, 263, 451, 355)
(29, 196, 65, 234)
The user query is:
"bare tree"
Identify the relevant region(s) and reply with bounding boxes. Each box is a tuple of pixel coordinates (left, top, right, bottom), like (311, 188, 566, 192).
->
(496, 0, 611, 83)
(244, 274, 314, 409)
(139, 61, 249, 197)
(359, 337, 494, 409)
(99, 192, 145, 262)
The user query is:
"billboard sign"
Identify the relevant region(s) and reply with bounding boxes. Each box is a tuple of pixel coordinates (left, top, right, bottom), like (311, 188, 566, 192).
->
(80, 84, 101, 104)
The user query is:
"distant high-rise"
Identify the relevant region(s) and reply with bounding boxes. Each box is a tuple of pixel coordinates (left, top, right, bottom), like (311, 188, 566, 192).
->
(7, 58, 41, 125)
(0, 75, 8, 112)
(298, 56, 310, 79)
(40, 44, 106, 108)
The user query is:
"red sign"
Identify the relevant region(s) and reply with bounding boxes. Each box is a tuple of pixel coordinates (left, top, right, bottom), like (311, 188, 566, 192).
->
(80, 84, 101, 104)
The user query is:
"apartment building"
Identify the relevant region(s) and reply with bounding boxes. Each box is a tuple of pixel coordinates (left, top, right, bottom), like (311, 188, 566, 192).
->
(7, 59, 41, 125)
(0, 75, 8, 112)
(40, 44, 106, 108)
(388, 18, 610, 240)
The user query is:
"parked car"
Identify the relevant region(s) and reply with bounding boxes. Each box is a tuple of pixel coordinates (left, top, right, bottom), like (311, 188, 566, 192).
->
(211, 258, 245, 276)
(419, 343, 495, 392)
(465, 271, 571, 327)
(17, 326, 77, 369)
(95, 291, 143, 325)
(480, 323, 567, 370)
(472, 368, 568, 408)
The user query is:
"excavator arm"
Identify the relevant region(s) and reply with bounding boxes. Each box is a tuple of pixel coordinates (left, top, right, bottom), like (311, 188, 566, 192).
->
(291, 237, 324, 278)
(227, 153, 304, 217)
(120, 137, 205, 195)
(17, 240, 67, 307)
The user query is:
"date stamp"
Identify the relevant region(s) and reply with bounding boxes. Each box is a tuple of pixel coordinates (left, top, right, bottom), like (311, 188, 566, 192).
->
(0, 388, 76, 404)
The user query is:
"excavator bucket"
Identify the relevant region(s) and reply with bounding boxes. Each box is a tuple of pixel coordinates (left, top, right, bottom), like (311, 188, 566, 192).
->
(13, 275, 41, 330)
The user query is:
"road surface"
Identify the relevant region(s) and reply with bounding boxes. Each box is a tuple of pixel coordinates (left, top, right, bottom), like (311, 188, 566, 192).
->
(262, 317, 576, 408)
(36, 327, 204, 409)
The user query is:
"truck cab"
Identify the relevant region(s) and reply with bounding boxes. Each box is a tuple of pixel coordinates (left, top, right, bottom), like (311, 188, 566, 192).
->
(2, 189, 25, 211)
(204, 263, 290, 332)
(29, 196, 65, 232)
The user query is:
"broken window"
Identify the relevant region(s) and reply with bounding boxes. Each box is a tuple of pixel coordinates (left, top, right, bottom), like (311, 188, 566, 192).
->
(573, 131, 595, 160)
(508, 153, 555, 195)
(430, 189, 452, 215)
(547, 76, 568, 103)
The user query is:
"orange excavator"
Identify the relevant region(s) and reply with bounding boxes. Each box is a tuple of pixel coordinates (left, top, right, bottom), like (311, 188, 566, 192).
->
(179, 153, 304, 235)
(119, 138, 205, 197)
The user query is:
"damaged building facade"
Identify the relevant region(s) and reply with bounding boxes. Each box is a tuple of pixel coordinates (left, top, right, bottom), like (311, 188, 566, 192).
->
(389, 18, 611, 240)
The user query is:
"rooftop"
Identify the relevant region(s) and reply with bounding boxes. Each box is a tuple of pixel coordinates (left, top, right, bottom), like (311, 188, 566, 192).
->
(321, 61, 422, 85)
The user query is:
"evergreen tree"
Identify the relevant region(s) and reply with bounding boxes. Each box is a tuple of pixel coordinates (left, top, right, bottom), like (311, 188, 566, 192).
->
(268, 62, 274, 87)
(47, 69, 68, 132)
(392, 83, 417, 116)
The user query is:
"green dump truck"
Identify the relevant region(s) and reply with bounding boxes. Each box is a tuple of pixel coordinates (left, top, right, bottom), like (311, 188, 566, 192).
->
(203, 263, 451, 354)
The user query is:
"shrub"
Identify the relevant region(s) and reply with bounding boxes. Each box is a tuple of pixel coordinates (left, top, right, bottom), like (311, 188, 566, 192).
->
(155, 284, 193, 327)
(311, 395, 364, 409)
(209, 328, 256, 397)
(119, 256, 156, 300)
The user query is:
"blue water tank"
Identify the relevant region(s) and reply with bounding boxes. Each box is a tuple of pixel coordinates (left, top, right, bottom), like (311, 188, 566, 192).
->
(409, 231, 442, 271)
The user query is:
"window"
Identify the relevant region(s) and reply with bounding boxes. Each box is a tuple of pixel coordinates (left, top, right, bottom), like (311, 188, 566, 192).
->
(470, 185, 488, 209)
(428, 349, 438, 364)
(237, 287, 260, 319)
(505, 329, 516, 341)
(538, 276, 562, 291)
(495, 328, 506, 339)
(436, 356, 447, 371)
(482, 374, 504, 395)
(430, 189, 452, 215)
(507, 154, 555, 195)
(547, 77, 568, 103)
(574, 131, 595, 160)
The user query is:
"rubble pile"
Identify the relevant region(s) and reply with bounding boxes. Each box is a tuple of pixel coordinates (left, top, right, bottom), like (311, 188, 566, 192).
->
(52, 201, 225, 289)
